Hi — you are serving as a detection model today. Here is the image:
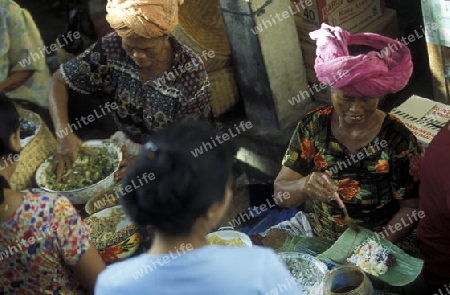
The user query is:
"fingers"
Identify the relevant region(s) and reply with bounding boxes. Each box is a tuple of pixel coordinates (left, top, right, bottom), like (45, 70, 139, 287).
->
(56, 159, 65, 182)
(121, 145, 129, 160)
(114, 168, 125, 183)
(80, 146, 93, 155)
(306, 172, 338, 203)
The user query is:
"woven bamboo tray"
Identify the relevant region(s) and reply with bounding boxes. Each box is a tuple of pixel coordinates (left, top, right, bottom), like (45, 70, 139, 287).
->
(173, 0, 232, 72)
(208, 67, 240, 116)
(10, 109, 56, 191)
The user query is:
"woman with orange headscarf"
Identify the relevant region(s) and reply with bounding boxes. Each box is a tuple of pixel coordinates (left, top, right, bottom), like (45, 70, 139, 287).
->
(49, 0, 213, 182)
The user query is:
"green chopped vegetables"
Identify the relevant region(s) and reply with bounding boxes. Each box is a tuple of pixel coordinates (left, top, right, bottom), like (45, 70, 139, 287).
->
(280, 254, 328, 295)
(85, 207, 137, 249)
(43, 146, 119, 191)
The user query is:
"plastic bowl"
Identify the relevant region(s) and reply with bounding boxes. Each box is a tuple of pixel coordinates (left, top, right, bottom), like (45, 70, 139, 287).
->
(35, 140, 122, 204)
(206, 227, 252, 247)
(85, 205, 141, 263)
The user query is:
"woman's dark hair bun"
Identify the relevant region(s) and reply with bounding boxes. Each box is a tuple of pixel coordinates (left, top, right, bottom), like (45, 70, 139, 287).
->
(121, 120, 233, 235)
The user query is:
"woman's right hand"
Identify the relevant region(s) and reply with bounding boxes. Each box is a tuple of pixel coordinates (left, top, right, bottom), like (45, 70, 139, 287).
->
(53, 134, 91, 182)
(303, 172, 338, 203)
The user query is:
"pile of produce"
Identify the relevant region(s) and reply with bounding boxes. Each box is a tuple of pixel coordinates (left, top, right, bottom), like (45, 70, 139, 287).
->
(43, 146, 119, 191)
(85, 207, 136, 249)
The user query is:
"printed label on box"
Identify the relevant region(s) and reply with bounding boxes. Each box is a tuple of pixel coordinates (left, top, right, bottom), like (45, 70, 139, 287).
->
(296, 0, 383, 32)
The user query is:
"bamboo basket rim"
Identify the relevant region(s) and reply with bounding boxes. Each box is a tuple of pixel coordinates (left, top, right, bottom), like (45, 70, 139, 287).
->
(177, 0, 231, 55)
(10, 108, 56, 191)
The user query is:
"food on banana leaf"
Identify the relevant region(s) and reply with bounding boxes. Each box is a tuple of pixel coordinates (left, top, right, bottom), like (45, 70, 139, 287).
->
(317, 228, 423, 287)
(347, 238, 396, 276)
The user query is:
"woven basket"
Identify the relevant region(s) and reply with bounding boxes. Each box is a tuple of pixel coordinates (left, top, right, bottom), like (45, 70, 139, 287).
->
(10, 109, 56, 191)
(208, 67, 240, 116)
(173, 0, 232, 72)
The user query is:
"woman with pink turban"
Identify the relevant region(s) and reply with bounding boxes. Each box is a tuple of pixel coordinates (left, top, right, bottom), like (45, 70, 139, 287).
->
(274, 24, 422, 252)
(49, 0, 213, 181)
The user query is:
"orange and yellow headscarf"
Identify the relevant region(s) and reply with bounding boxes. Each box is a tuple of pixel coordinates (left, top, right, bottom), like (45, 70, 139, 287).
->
(106, 0, 184, 39)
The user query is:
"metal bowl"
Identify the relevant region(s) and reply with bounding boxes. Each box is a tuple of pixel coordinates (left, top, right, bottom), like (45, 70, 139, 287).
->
(278, 252, 329, 294)
(35, 140, 122, 204)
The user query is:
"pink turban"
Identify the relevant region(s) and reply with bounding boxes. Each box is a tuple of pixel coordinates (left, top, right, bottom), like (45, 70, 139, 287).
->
(309, 23, 413, 97)
(106, 0, 184, 39)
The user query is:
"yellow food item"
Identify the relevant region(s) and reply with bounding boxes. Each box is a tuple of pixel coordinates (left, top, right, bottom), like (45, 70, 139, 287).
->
(207, 235, 246, 246)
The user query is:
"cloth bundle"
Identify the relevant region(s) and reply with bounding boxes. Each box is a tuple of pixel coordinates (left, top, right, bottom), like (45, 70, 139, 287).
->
(309, 23, 413, 98)
(106, 0, 184, 38)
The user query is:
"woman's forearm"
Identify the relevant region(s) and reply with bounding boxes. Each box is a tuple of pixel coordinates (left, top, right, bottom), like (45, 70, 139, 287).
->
(49, 70, 70, 133)
(274, 177, 309, 208)
(0, 70, 34, 92)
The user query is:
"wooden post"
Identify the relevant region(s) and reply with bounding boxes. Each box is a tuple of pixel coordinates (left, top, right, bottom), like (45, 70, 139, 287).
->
(219, 0, 312, 130)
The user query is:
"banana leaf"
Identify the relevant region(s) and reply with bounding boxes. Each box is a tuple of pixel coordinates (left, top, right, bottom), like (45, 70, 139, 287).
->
(276, 236, 303, 253)
(317, 228, 423, 287)
(276, 236, 334, 256)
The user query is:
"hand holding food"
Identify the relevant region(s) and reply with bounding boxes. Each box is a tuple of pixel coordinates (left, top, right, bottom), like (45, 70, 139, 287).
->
(303, 172, 338, 203)
(114, 145, 138, 182)
(53, 134, 92, 182)
(45, 145, 119, 191)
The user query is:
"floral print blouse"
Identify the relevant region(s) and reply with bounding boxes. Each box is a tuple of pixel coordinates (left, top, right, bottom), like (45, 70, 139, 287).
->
(0, 193, 91, 294)
(282, 106, 422, 240)
(60, 32, 213, 144)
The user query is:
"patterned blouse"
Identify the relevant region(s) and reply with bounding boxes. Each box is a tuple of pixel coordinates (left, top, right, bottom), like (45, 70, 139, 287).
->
(282, 106, 422, 240)
(60, 32, 213, 144)
(0, 193, 91, 294)
(0, 0, 50, 108)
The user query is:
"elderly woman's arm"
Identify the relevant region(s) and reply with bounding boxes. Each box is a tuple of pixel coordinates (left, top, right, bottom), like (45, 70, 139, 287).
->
(275, 167, 337, 207)
(274, 167, 309, 207)
(275, 118, 337, 207)
(49, 70, 71, 137)
(382, 198, 419, 243)
(0, 70, 34, 92)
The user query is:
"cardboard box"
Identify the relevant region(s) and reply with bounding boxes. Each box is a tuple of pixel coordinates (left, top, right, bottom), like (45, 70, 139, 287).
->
(421, 0, 450, 104)
(389, 95, 450, 154)
(300, 8, 398, 104)
(292, 0, 385, 45)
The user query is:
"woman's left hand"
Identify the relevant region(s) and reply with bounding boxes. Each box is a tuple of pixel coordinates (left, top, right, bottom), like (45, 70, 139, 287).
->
(114, 145, 138, 182)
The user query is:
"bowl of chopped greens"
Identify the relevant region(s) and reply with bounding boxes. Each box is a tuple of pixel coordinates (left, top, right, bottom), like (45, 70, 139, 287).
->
(278, 252, 329, 295)
(35, 140, 122, 204)
(84, 205, 140, 263)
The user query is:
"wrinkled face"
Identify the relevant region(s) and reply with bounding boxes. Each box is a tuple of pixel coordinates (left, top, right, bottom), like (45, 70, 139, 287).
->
(331, 89, 380, 125)
(122, 36, 169, 68)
